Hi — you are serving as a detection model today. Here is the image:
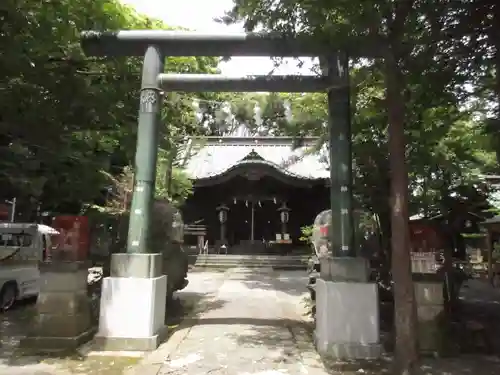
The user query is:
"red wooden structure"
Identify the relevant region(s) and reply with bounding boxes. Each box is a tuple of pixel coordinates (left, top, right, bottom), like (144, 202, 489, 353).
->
(0, 204, 9, 221)
(51, 216, 90, 261)
(409, 221, 444, 253)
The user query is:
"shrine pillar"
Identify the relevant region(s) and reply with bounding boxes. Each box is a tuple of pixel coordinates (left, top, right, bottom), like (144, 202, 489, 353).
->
(94, 46, 168, 351)
(315, 52, 381, 360)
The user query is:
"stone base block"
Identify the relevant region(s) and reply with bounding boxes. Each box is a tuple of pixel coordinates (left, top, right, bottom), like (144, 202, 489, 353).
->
(417, 306, 444, 353)
(93, 325, 168, 352)
(94, 274, 167, 351)
(21, 328, 96, 352)
(20, 264, 95, 352)
(314, 340, 382, 360)
(315, 279, 381, 359)
(414, 281, 444, 353)
(414, 281, 444, 305)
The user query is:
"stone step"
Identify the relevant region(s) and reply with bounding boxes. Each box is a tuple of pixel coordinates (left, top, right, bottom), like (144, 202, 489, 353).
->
(194, 259, 306, 264)
(193, 258, 308, 264)
(194, 263, 307, 270)
(194, 259, 304, 263)
(192, 254, 309, 270)
(193, 255, 309, 261)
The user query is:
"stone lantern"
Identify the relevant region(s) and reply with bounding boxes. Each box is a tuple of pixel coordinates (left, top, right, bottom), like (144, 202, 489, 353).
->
(277, 202, 290, 237)
(216, 204, 229, 242)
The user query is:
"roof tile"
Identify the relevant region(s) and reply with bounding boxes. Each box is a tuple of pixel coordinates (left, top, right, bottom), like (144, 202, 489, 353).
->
(183, 136, 329, 180)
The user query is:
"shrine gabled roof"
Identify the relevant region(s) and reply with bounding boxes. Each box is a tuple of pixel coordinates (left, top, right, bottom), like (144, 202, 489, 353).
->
(180, 136, 329, 181)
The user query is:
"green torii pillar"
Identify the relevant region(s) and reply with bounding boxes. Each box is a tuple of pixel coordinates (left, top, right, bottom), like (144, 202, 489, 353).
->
(79, 30, 380, 358)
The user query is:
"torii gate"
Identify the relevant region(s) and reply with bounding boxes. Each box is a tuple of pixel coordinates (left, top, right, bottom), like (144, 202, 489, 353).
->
(79, 30, 381, 359)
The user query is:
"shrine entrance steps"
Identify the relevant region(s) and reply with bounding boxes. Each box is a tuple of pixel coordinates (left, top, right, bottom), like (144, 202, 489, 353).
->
(192, 254, 309, 270)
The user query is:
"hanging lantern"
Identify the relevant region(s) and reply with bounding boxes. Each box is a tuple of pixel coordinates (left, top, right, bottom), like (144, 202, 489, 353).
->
(216, 204, 229, 224)
(277, 202, 291, 224)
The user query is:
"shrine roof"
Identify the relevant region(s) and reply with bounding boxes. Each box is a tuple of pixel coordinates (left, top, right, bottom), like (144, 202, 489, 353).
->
(180, 136, 329, 181)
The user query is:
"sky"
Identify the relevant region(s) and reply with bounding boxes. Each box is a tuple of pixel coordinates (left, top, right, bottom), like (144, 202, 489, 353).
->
(119, 0, 315, 76)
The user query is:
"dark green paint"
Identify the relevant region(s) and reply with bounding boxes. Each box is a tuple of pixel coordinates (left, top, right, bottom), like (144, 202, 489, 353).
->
(80, 30, 384, 58)
(126, 45, 164, 254)
(327, 53, 355, 257)
(80, 33, 356, 258)
(157, 74, 334, 92)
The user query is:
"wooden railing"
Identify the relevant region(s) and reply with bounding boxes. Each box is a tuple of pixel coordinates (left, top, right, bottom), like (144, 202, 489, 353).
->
(184, 224, 207, 254)
(183, 224, 207, 237)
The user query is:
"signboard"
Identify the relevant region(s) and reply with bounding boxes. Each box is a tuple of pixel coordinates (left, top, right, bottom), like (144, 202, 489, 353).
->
(411, 252, 438, 274)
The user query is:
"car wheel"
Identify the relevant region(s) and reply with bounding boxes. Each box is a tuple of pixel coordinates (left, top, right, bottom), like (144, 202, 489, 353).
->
(0, 282, 18, 312)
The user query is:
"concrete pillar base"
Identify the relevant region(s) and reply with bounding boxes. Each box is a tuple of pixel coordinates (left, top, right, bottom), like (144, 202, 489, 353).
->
(315, 279, 381, 359)
(314, 340, 382, 360)
(93, 253, 168, 351)
(20, 262, 95, 352)
(315, 257, 381, 360)
(319, 256, 370, 282)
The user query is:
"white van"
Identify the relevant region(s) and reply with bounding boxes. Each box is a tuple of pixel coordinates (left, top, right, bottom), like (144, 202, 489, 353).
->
(0, 223, 59, 311)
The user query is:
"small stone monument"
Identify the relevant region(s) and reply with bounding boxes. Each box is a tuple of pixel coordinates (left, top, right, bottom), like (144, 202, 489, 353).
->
(411, 251, 444, 354)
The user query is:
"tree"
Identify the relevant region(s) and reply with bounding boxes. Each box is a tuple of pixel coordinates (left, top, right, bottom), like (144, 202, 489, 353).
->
(456, 0, 500, 165)
(0, 0, 218, 216)
(220, 1, 496, 372)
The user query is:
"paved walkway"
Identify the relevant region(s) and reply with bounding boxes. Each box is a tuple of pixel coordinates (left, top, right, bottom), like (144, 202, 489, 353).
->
(130, 268, 328, 375)
(6, 270, 500, 374)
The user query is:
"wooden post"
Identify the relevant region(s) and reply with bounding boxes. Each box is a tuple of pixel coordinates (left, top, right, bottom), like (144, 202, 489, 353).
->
(250, 201, 255, 243)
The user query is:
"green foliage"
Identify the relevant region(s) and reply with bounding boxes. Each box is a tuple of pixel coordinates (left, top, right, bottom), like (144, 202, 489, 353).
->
(155, 152, 193, 207)
(220, 80, 496, 227)
(299, 225, 313, 244)
(2, 0, 498, 271)
(218, 1, 499, 368)
(0, 0, 218, 216)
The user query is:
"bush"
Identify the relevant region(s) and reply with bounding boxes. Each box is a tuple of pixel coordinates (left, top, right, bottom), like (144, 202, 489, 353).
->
(300, 225, 313, 244)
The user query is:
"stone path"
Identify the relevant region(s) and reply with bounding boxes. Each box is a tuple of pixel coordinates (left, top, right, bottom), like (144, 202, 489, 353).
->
(5, 270, 500, 374)
(131, 268, 329, 375)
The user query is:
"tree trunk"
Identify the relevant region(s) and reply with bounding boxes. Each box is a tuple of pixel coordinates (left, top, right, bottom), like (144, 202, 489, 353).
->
(493, 1, 500, 121)
(385, 55, 419, 374)
(165, 153, 174, 197)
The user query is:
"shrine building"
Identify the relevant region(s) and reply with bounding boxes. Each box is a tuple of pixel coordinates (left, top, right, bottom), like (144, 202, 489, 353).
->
(179, 135, 330, 254)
